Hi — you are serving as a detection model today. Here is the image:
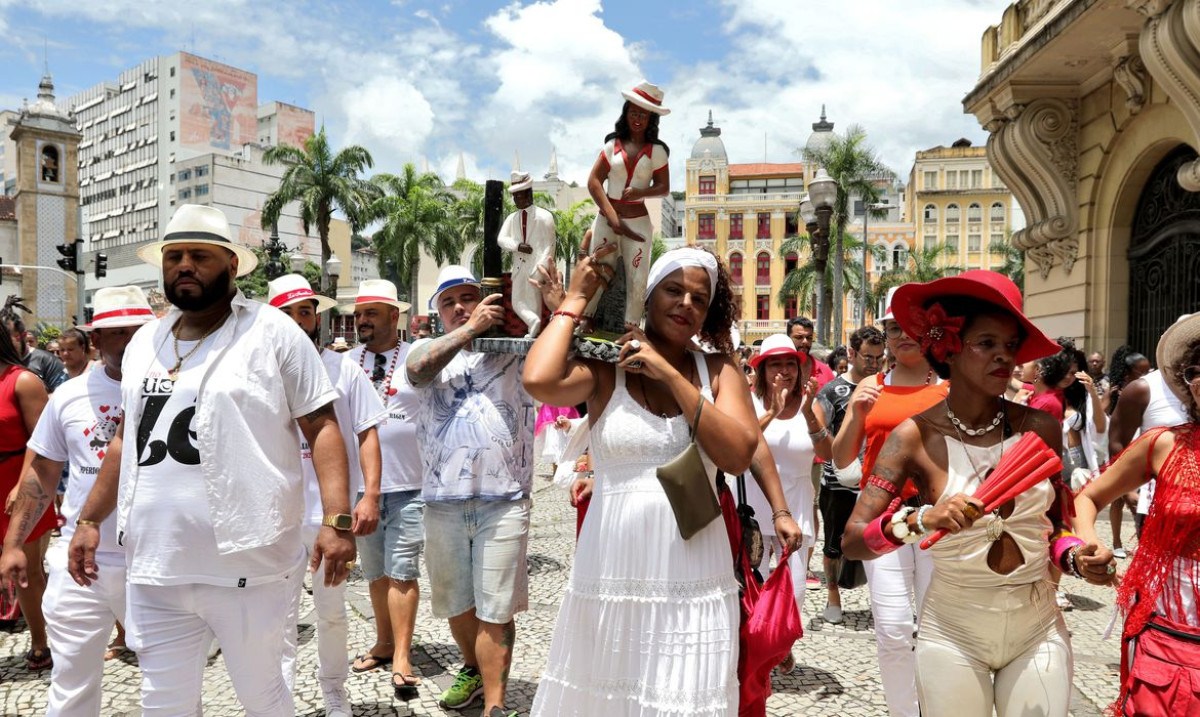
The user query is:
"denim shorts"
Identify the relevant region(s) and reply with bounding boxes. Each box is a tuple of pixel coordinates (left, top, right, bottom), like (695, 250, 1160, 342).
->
(356, 490, 424, 582)
(424, 498, 530, 624)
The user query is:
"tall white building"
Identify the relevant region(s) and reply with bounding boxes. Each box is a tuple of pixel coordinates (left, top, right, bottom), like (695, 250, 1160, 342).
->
(64, 52, 314, 296)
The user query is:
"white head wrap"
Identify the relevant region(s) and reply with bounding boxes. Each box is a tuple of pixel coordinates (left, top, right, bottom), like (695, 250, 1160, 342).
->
(645, 248, 719, 305)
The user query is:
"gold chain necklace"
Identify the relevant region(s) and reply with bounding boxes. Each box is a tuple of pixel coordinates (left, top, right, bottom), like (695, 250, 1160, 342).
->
(169, 312, 229, 381)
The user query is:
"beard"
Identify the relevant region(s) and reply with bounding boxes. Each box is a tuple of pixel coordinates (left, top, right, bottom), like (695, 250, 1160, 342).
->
(307, 325, 321, 345)
(165, 270, 232, 311)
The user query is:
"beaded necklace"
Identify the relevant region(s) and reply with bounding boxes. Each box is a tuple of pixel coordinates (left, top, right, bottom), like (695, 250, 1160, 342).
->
(359, 344, 400, 398)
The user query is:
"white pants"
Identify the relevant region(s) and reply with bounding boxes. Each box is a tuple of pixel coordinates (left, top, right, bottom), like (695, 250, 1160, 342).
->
(42, 554, 126, 717)
(126, 576, 300, 717)
(283, 525, 349, 692)
(862, 543, 934, 717)
(583, 213, 654, 327)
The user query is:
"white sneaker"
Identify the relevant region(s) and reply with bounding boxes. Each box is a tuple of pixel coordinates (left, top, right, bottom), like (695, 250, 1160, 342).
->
(321, 683, 351, 717)
(822, 604, 844, 624)
(1113, 547, 1128, 559)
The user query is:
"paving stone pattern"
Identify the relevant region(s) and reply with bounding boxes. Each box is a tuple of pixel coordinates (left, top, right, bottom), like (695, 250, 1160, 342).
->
(0, 481, 1129, 716)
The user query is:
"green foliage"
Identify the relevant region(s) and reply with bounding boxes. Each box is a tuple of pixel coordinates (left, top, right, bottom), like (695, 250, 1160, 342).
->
(778, 232, 886, 315)
(553, 199, 596, 285)
(235, 247, 322, 300)
(988, 236, 1025, 290)
(34, 322, 62, 347)
(369, 165, 460, 310)
(868, 242, 964, 320)
(651, 233, 668, 266)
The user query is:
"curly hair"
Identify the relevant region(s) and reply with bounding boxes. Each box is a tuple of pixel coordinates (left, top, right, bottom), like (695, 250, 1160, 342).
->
(1169, 341, 1200, 423)
(1105, 345, 1140, 390)
(605, 101, 671, 156)
(0, 296, 30, 369)
(699, 249, 738, 355)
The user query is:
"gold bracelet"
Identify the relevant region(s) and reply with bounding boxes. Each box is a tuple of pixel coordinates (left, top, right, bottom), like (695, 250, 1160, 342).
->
(76, 519, 100, 527)
(771, 509, 792, 521)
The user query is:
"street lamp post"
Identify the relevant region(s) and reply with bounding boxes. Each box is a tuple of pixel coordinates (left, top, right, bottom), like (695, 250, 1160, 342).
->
(859, 201, 894, 325)
(805, 169, 838, 344)
(262, 224, 290, 281)
(322, 253, 342, 345)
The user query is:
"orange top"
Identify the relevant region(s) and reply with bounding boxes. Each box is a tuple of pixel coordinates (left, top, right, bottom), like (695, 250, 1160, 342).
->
(860, 379, 950, 500)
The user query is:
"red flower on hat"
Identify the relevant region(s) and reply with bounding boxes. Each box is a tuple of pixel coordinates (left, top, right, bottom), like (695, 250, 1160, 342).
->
(911, 302, 965, 362)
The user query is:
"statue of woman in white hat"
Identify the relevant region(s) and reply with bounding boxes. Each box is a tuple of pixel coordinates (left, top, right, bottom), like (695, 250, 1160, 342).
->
(582, 81, 672, 332)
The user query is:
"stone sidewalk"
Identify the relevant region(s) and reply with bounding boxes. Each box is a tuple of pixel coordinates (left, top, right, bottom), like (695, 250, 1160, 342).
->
(0, 481, 1129, 716)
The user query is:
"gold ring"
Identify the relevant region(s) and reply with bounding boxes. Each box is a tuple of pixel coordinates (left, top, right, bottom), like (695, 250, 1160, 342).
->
(344, 561, 356, 571)
(962, 503, 982, 521)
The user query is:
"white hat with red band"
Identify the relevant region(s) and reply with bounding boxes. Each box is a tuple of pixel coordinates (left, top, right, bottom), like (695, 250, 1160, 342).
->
(267, 273, 337, 314)
(351, 279, 412, 313)
(82, 286, 156, 331)
(622, 80, 670, 116)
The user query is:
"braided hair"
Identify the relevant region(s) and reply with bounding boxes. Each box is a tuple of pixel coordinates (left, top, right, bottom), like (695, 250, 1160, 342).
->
(0, 296, 32, 369)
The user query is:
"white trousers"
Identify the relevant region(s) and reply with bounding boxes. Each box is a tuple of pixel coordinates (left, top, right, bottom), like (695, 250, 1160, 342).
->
(42, 555, 126, 717)
(126, 575, 300, 717)
(862, 543, 934, 717)
(283, 525, 349, 692)
(583, 213, 654, 327)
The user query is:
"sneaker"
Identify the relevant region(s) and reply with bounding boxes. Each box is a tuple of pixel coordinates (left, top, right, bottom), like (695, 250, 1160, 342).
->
(822, 604, 843, 624)
(1056, 591, 1073, 611)
(320, 684, 351, 717)
(805, 571, 821, 591)
(486, 709, 518, 717)
(438, 667, 484, 710)
(1113, 547, 1128, 559)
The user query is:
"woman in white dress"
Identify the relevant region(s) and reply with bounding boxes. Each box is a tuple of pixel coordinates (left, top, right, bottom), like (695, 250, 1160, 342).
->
(524, 246, 802, 716)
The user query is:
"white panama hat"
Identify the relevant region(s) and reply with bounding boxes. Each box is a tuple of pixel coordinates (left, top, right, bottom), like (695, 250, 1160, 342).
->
(428, 265, 480, 311)
(267, 273, 337, 313)
(622, 80, 670, 116)
(350, 279, 411, 314)
(81, 286, 155, 331)
(509, 171, 533, 194)
(136, 204, 259, 277)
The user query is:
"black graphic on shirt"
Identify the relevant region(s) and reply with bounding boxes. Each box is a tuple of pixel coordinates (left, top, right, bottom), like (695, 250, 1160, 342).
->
(137, 376, 200, 467)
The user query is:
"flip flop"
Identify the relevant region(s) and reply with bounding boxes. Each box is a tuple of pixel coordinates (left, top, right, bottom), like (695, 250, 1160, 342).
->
(351, 653, 393, 673)
(25, 647, 53, 671)
(104, 643, 130, 661)
(393, 672, 420, 700)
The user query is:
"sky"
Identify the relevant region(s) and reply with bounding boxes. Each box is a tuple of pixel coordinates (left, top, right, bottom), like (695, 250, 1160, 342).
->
(0, 0, 1011, 189)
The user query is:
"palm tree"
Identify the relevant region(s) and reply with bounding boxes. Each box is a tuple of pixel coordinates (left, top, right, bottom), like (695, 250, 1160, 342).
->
(553, 199, 596, 286)
(369, 164, 459, 311)
(868, 242, 965, 318)
(261, 126, 378, 295)
(778, 231, 886, 317)
(802, 125, 893, 342)
(988, 237, 1025, 290)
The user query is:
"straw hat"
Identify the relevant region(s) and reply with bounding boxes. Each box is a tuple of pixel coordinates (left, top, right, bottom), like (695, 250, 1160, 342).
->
(622, 81, 670, 116)
(351, 279, 411, 313)
(81, 286, 155, 331)
(137, 204, 259, 277)
(267, 273, 337, 313)
(1156, 312, 1200, 404)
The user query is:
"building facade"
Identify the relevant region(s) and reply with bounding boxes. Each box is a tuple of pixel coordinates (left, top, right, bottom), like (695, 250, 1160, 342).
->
(966, 0, 1200, 357)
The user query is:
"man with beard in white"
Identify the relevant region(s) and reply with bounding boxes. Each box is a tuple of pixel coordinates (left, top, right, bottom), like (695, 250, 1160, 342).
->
(270, 273, 387, 717)
(66, 204, 355, 716)
(0, 286, 153, 716)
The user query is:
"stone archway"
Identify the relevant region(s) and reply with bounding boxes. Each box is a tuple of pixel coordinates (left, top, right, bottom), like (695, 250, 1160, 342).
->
(1127, 145, 1200, 355)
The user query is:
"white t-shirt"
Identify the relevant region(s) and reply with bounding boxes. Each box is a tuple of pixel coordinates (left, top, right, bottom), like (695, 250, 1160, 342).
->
(401, 342, 534, 502)
(300, 349, 387, 525)
(348, 343, 423, 493)
(125, 338, 303, 586)
(27, 369, 124, 566)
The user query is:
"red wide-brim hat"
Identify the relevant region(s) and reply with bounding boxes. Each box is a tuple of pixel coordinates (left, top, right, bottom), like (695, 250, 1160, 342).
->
(891, 270, 1060, 365)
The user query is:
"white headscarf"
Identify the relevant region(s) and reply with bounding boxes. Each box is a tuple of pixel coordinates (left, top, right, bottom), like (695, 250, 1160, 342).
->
(645, 248, 719, 305)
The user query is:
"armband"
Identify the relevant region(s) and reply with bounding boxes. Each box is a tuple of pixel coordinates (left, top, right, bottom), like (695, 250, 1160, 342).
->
(866, 474, 900, 497)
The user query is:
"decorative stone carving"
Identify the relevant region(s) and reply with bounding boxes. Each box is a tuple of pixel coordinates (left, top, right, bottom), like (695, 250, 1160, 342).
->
(986, 97, 1080, 278)
(754, 240, 773, 254)
(1136, 0, 1200, 190)
(1112, 54, 1148, 113)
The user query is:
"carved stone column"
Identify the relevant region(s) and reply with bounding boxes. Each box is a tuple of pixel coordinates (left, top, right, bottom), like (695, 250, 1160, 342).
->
(1131, 0, 1200, 190)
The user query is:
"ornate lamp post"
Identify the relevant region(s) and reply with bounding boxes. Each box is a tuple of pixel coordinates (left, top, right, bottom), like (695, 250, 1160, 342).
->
(321, 253, 342, 345)
(805, 168, 838, 344)
(262, 224, 291, 281)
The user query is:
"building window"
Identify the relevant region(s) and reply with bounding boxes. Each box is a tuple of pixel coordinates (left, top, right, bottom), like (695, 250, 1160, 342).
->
(698, 176, 716, 195)
(757, 294, 770, 320)
(967, 203, 982, 223)
(990, 233, 1005, 250)
(178, 169, 191, 181)
(169, 131, 176, 142)
(698, 213, 715, 239)
(945, 203, 960, 223)
(784, 252, 799, 274)
(729, 252, 743, 285)
(169, 88, 175, 99)
(40, 145, 60, 183)
(924, 171, 937, 190)
(892, 246, 907, 269)
(756, 213, 771, 239)
(195, 184, 209, 196)
(946, 172, 957, 190)
(730, 213, 743, 238)
(195, 165, 208, 177)
(945, 235, 959, 254)
(179, 188, 191, 200)
(968, 234, 982, 252)
(785, 213, 798, 236)
(169, 66, 175, 77)
(756, 252, 771, 283)
(971, 169, 983, 188)
(785, 295, 798, 318)
(923, 204, 937, 222)
(990, 202, 1004, 223)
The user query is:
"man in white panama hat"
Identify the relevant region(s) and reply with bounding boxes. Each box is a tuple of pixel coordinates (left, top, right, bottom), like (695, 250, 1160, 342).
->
(1, 286, 153, 715)
(65, 204, 356, 716)
(498, 170, 556, 338)
(343, 279, 428, 701)
(268, 273, 387, 716)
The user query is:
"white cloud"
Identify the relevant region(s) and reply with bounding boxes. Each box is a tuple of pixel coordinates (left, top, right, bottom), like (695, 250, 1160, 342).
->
(339, 75, 435, 160)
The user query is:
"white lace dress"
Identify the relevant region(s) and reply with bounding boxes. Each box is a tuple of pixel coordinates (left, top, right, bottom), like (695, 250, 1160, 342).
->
(531, 353, 740, 716)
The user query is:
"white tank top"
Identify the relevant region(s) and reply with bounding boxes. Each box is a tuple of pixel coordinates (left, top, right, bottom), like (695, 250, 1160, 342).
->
(1142, 370, 1188, 431)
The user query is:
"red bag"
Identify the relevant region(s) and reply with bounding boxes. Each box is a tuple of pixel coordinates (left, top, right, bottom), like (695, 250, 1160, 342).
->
(0, 577, 19, 622)
(1121, 614, 1200, 715)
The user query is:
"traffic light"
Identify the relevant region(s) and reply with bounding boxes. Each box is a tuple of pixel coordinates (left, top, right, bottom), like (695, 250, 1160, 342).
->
(95, 252, 108, 279)
(56, 242, 77, 272)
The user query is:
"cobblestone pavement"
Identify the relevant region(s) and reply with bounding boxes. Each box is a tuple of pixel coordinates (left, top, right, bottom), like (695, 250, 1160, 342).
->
(0, 481, 1131, 716)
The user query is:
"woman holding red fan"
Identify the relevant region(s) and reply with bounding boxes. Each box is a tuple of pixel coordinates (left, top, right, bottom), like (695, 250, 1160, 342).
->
(1074, 312, 1200, 716)
(842, 270, 1115, 717)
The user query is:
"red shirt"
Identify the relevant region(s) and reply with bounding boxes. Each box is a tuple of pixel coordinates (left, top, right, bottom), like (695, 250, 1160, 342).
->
(1028, 389, 1065, 422)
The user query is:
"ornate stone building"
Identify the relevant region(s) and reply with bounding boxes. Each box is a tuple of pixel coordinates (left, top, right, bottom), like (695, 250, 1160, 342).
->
(966, 0, 1200, 356)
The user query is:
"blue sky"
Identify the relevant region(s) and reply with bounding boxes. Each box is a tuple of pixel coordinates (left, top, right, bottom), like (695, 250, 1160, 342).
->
(1, 0, 1010, 186)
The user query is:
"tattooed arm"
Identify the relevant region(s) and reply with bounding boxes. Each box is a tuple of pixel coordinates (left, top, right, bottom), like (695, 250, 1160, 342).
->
(841, 420, 916, 561)
(1, 450, 64, 589)
(406, 293, 505, 388)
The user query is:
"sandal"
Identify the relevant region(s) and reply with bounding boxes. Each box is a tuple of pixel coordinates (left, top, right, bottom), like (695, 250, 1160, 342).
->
(350, 652, 393, 673)
(25, 647, 53, 671)
(393, 672, 420, 700)
(104, 642, 130, 661)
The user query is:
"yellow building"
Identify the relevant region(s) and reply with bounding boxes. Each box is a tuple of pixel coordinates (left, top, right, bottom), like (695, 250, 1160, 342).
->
(906, 141, 1016, 272)
(966, 0, 1200, 356)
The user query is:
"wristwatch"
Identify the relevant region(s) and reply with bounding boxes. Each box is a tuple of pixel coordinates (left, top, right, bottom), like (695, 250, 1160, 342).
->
(321, 514, 353, 531)
(889, 506, 921, 544)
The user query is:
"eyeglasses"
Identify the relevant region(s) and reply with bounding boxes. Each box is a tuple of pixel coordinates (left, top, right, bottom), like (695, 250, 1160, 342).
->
(1183, 365, 1200, 386)
(372, 352, 387, 384)
(857, 352, 885, 365)
(883, 324, 905, 339)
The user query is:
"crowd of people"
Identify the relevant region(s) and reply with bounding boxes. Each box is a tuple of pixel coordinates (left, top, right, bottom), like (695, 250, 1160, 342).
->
(0, 90, 1197, 717)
